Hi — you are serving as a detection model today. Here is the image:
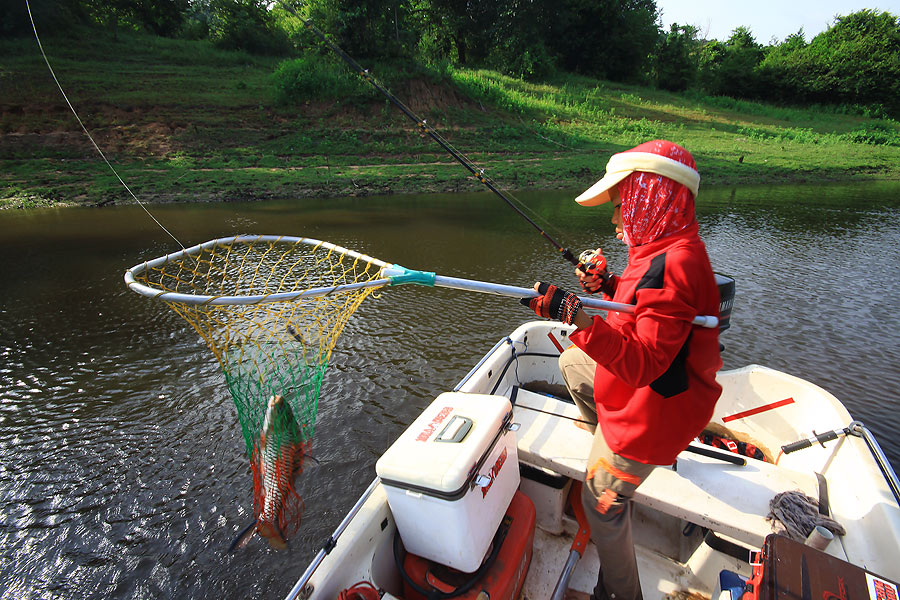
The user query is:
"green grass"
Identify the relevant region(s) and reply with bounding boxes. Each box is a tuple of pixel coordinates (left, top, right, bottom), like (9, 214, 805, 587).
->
(2, 29, 899, 208)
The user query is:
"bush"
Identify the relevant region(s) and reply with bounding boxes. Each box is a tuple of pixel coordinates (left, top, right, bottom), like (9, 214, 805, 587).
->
(487, 40, 555, 81)
(840, 122, 900, 146)
(757, 10, 900, 117)
(271, 55, 373, 103)
(737, 125, 832, 144)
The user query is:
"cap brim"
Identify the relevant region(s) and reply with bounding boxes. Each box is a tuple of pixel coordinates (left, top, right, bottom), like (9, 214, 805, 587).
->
(575, 150, 701, 207)
(574, 170, 631, 206)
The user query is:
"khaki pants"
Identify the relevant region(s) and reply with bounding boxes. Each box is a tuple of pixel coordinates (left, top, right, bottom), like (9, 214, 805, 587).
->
(560, 346, 656, 600)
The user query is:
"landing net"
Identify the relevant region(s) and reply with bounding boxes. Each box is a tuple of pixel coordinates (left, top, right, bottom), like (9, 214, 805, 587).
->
(125, 235, 390, 543)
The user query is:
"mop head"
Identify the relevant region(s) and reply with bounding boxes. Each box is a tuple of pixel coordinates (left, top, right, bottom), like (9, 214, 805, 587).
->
(767, 490, 846, 542)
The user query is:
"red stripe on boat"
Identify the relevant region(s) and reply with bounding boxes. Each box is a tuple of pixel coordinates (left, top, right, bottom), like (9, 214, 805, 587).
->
(547, 332, 565, 353)
(723, 397, 795, 422)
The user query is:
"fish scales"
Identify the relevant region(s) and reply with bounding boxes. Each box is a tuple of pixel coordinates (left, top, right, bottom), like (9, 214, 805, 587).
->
(254, 394, 305, 550)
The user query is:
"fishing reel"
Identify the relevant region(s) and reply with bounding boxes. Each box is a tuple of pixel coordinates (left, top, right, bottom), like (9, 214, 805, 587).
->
(578, 249, 605, 271)
(577, 249, 612, 293)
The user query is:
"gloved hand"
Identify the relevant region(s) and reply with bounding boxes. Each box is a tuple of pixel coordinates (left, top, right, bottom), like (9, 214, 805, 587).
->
(577, 248, 611, 294)
(520, 282, 583, 325)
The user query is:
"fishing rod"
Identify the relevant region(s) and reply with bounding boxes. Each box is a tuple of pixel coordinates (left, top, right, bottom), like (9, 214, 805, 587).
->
(274, 1, 592, 273)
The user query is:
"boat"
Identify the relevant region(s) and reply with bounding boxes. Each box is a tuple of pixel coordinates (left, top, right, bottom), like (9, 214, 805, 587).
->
(283, 320, 900, 600)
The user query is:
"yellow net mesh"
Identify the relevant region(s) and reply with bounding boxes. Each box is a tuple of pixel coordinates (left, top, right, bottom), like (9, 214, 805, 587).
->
(128, 235, 388, 545)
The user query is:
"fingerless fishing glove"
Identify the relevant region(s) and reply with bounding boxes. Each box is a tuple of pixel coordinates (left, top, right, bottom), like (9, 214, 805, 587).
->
(521, 282, 583, 325)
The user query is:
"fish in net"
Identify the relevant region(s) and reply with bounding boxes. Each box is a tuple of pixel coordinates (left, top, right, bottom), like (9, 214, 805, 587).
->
(126, 235, 390, 548)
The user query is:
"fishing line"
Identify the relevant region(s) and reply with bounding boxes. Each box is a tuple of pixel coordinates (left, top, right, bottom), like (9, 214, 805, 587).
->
(25, 0, 185, 250)
(275, 1, 591, 271)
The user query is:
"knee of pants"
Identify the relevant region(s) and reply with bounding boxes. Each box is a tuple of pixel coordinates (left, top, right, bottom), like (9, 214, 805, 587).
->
(559, 349, 596, 409)
(581, 475, 628, 520)
(560, 344, 588, 371)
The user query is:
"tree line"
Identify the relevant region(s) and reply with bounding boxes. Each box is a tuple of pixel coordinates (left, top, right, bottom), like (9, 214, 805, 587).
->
(5, 0, 899, 117)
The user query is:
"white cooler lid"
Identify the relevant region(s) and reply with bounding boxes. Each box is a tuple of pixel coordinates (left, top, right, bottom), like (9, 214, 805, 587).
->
(376, 392, 513, 496)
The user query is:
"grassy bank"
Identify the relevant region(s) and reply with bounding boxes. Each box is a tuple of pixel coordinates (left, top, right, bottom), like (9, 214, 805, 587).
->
(2, 30, 900, 209)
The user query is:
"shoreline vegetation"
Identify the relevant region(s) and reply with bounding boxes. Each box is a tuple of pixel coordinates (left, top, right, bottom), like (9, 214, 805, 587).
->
(2, 31, 900, 210)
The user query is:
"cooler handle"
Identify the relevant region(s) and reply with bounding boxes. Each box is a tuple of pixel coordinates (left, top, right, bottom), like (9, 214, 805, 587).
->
(436, 415, 472, 443)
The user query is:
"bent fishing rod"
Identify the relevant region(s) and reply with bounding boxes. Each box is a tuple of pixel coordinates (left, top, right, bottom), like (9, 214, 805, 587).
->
(275, 1, 591, 272)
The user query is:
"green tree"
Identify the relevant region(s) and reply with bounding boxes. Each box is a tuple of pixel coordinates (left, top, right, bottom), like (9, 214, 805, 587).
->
(408, 0, 553, 78)
(545, 0, 660, 82)
(806, 10, 899, 110)
(485, 0, 555, 79)
(1, 0, 88, 37)
(301, 0, 415, 59)
(698, 26, 763, 97)
(754, 30, 806, 103)
(415, 0, 498, 66)
(697, 39, 726, 93)
(654, 23, 701, 91)
(758, 10, 900, 114)
(720, 26, 763, 97)
(3, 0, 185, 37)
(108, 0, 188, 37)
(208, 0, 291, 54)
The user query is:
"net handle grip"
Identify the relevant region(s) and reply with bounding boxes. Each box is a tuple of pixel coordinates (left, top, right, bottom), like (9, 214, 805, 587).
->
(385, 265, 436, 286)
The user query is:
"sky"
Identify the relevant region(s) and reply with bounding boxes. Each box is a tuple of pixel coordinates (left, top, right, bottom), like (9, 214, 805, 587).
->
(653, 0, 900, 44)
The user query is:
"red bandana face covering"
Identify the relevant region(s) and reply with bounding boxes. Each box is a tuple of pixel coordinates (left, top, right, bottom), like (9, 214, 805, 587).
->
(618, 141, 697, 246)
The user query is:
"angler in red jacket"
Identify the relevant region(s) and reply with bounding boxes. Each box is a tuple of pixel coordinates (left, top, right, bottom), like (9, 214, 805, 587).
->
(522, 140, 722, 600)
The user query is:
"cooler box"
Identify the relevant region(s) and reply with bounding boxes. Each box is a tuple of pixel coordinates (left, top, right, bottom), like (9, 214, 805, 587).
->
(376, 392, 519, 573)
(743, 534, 899, 600)
(402, 490, 536, 600)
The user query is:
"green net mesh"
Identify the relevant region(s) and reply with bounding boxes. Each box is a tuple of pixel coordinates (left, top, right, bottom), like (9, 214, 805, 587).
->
(128, 236, 388, 546)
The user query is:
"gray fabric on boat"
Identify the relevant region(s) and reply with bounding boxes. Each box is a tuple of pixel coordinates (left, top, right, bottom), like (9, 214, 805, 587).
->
(767, 490, 846, 542)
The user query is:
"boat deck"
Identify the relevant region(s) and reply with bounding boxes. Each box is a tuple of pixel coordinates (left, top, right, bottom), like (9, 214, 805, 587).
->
(512, 386, 841, 553)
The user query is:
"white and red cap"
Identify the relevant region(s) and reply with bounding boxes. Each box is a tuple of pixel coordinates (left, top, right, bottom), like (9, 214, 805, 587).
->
(574, 140, 700, 206)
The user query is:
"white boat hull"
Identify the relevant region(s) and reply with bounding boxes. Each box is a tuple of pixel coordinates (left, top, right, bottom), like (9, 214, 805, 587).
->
(289, 321, 900, 600)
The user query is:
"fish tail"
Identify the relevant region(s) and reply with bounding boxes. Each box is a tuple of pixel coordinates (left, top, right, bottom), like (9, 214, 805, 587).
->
(227, 519, 259, 554)
(257, 520, 288, 551)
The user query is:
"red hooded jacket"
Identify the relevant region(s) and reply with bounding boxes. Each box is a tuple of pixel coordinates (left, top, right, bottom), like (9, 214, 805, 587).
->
(570, 141, 722, 465)
(570, 224, 722, 465)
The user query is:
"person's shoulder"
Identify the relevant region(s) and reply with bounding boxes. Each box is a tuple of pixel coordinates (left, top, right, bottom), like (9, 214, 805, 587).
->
(663, 236, 709, 267)
(661, 238, 715, 291)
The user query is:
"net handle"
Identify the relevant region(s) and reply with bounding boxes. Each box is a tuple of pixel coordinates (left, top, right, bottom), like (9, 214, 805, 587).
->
(123, 234, 391, 305)
(382, 268, 719, 329)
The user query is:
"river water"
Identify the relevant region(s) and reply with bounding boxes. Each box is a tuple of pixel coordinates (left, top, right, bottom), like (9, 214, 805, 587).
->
(1, 182, 899, 599)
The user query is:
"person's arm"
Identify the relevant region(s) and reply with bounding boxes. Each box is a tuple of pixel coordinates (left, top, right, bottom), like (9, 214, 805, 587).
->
(519, 276, 694, 389)
(520, 277, 693, 387)
(571, 307, 592, 330)
(570, 259, 700, 388)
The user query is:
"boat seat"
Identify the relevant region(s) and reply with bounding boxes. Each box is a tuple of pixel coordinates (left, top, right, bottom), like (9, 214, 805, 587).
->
(511, 387, 820, 549)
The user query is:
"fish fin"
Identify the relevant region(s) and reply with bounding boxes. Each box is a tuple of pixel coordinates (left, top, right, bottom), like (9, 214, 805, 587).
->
(227, 519, 258, 554)
(292, 455, 319, 480)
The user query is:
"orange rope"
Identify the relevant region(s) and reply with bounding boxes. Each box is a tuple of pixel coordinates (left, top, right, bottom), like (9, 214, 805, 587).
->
(337, 581, 380, 600)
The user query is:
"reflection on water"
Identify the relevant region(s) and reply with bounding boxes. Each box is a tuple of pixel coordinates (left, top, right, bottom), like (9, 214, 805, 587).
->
(1, 181, 899, 599)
